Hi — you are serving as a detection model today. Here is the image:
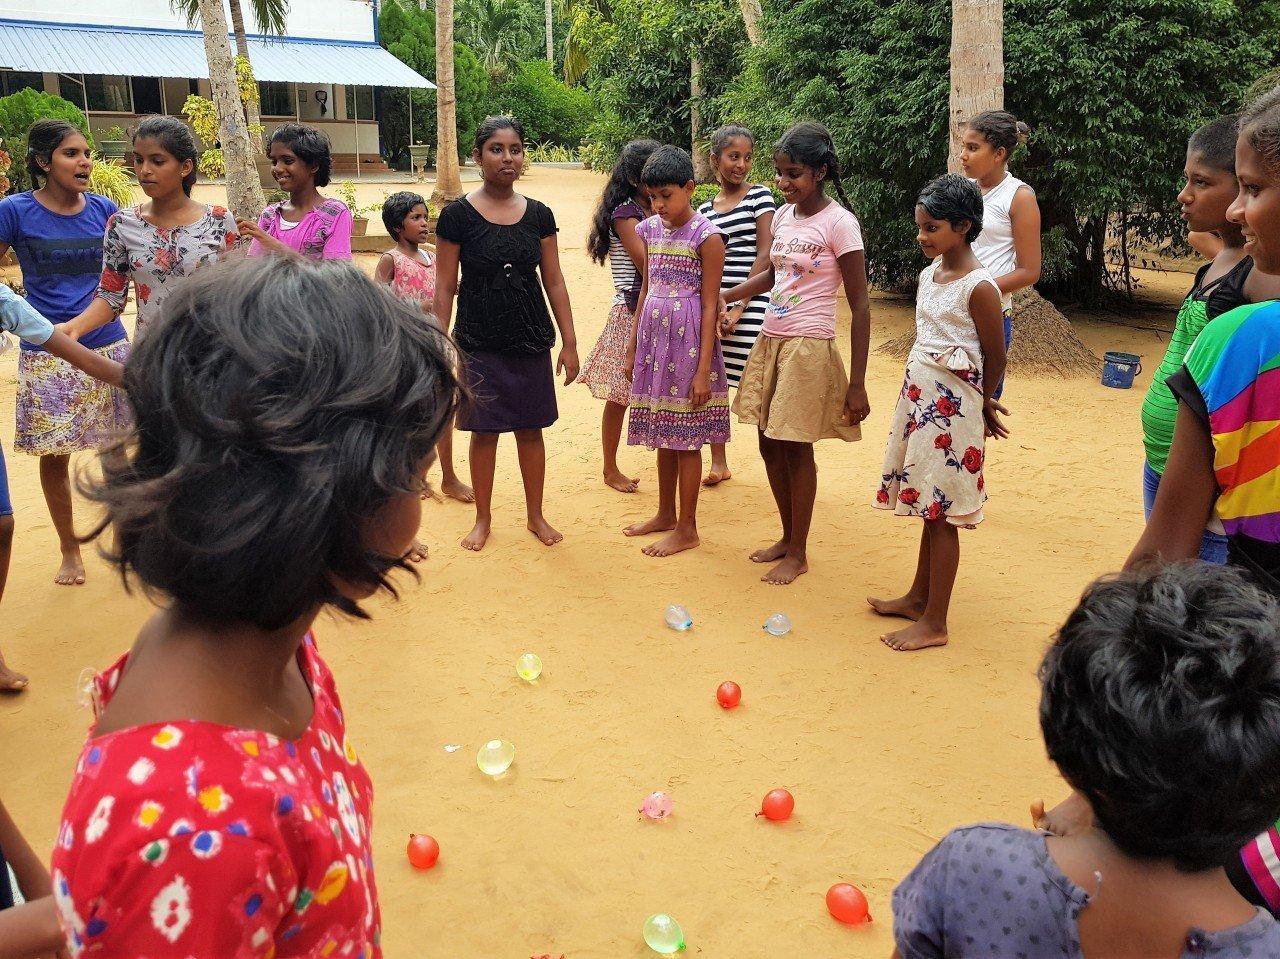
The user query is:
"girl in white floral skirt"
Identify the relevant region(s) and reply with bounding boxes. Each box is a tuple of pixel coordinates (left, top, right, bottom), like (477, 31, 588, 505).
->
(870, 174, 1009, 652)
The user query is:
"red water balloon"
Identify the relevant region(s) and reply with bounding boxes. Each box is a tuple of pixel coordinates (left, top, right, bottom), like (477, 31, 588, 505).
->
(407, 833, 440, 870)
(826, 883, 870, 924)
(716, 681, 742, 709)
(757, 788, 794, 821)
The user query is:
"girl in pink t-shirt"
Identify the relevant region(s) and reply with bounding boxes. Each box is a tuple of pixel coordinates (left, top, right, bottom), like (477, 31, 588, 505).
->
(720, 122, 872, 585)
(239, 124, 353, 261)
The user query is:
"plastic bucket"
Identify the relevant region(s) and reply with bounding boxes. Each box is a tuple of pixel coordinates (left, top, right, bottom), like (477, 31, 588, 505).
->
(1101, 351, 1142, 389)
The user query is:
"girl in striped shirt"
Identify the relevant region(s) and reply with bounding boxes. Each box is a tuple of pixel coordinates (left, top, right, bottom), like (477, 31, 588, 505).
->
(697, 125, 775, 487)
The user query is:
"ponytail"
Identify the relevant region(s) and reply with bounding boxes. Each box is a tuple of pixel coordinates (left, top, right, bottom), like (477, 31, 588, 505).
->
(968, 110, 1030, 161)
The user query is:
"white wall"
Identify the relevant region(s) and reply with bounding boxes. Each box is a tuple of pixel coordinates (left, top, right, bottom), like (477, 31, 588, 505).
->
(0, 0, 378, 43)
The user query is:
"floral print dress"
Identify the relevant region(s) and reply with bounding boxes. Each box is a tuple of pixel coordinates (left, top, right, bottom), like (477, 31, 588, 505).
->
(51, 635, 381, 958)
(97, 205, 240, 336)
(875, 262, 1001, 526)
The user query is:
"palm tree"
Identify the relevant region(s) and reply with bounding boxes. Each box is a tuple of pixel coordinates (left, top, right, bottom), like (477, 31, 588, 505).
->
(558, 0, 608, 85)
(194, 0, 264, 221)
(456, 0, 534, 77)
(948, 0, 1003, 172)
(433, 0, 464, 203)
(173, 0, 289, 151)
(545, 0, 554, 61)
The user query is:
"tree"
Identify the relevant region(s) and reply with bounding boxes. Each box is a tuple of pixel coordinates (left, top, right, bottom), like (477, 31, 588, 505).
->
(194, 0, 264, 221)
(737, 0, 763, 44)
(457, 0, 538, 77)
(545, 0, 554, 60)
(434, 0, 464, 202)
(172, 0, 289, 152)
(948, 0, 1002, 172)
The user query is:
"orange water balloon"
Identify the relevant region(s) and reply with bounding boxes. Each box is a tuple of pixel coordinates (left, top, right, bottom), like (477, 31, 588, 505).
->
(826, 883, 870, 924)
(407, 833, 440, 870)
(757, 788, 794, 821)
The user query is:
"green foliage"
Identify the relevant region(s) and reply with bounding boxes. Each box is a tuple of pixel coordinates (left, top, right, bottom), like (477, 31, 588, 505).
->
(457, 0, 541, 77)
(526, 141, 581, 162)
(101, 125, 129, 142)
(487, 59, 594, 146)
(87, 157, 137, 207)
(171, 0, 289, 36)
(692, 183, 719, 208)
(0, 90, 92, 192)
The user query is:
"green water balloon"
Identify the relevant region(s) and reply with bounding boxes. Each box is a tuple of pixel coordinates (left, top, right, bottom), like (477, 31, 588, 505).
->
(643, 913, 685, 954)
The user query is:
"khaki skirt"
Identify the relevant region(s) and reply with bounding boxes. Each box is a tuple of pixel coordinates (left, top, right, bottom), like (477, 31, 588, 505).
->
(732, 334, 861, 443)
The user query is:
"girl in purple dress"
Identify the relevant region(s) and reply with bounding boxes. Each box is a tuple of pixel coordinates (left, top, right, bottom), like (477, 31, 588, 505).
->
(623, 146, 728, 557)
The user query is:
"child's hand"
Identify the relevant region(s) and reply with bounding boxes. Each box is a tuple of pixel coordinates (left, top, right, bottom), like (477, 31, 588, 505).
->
(235, 218, 270, 245)
(690, 370, 712, 409)
(557, 344, 580, 385)
(101, 359, 126, 389)
(843, 383, 870, 426)
(52, 322, 80, 343)
(1032, 791, 1095, 837)
(983, 398, 1011, 439)
(720, 302, 746, 337)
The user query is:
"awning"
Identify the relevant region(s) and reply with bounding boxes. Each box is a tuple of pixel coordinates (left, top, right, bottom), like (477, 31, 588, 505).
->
(0, 19, 434, 89)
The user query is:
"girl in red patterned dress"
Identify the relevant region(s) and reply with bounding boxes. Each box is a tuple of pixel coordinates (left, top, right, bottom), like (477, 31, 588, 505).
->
(50, 256, 458, 957)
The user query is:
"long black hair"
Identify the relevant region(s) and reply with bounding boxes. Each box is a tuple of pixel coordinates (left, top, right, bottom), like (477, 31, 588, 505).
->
(587, 138, 660, 265)
(26, 118, 82, 189)
(133, 115, 199, 195)
(773, 121, 854, 212)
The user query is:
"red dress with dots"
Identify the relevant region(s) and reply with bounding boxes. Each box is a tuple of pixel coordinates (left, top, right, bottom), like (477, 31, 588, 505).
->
(50, 635, 381, 958)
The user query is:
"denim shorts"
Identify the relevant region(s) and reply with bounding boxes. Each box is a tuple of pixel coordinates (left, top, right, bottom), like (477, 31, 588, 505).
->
(1142, 460, 1227, 564)
(0, 445, 11, 518)
(993, 311, 1013, 402)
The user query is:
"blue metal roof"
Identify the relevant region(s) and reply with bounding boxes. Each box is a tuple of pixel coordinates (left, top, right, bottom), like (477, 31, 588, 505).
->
(0, 19, 433, 89)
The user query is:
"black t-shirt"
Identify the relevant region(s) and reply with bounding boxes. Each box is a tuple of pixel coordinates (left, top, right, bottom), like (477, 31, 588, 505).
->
(435, 196, 558, 355)
(1192, 254, 1253, 321)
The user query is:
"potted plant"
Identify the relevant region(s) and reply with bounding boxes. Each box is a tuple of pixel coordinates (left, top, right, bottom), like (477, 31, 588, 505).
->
(99, 125, 129, 163)
(336, 181, 368, 236)
(407, 143, 432, 181)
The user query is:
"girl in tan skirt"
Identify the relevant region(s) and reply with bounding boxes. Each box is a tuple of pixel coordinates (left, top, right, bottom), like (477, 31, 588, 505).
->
(720, 122, 871, 585)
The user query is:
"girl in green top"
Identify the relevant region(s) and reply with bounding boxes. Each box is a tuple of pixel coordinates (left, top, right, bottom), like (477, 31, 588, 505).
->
(1140, 116, 1280, 561)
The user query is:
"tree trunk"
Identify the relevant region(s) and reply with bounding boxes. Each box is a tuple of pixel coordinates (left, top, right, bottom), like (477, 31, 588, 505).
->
(432, 0, 464, 203)
(197, 0, 263, 222)
(948, 0, 1003, 173)
(545, 0, 554, 61)
(690, 56, 712, 183)
(738, 0, 764, 45)
(227, 0, 264, 153)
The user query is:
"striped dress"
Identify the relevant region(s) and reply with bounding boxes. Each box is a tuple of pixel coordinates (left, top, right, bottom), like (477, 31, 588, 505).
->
(698, 185, 775, 387)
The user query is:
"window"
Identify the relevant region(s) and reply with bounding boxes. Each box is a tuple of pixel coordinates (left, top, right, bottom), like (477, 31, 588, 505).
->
(0, 71, 41, 97)
(130, 77, 162, 116)
(259, 81, 294, 117)
(60, 75, 132, 113)
(345, 86, 374, 120)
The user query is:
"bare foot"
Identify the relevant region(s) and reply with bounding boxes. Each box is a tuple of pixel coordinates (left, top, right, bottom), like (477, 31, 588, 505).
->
(624, 514, 677, 537)
(881, 620, 949, 652)
(0, 666, 28, 693)
(441, 477, 476, 504)
(643, 527, 700, 557)
(407, 540, 428, 563)
(461, 519, 491, 552)
(604, 469, 640, 494)
(55, 549, 86, 586)
(867, 595, 925, 621)
(527, 516, 564, 546)
(750, 539, 790, 564)
(702, 468, 732, 487)
(762, 555, 808, 585)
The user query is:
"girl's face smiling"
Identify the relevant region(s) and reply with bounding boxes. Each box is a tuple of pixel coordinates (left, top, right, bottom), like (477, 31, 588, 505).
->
(399, 203, 431, 244)
(132, 136, 192, 199)
(42, 132, 93, 194)
(958, 128, 1005, 181)
(269, 141, 316, 193)
(773, 153, 823, 206)
(1228, 133, 1280, 273)
(474, 128, 525, 185)
(714, 137, 753, 188)
(1177, 150, 1239, 234)
(915, 205, 968, 260)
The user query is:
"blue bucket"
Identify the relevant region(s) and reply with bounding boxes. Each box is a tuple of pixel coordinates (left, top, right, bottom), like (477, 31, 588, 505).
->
(1101, 351, 1142, 389)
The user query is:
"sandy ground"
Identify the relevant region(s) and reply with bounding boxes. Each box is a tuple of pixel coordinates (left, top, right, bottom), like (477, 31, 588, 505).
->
(0, 169, 1190, 956)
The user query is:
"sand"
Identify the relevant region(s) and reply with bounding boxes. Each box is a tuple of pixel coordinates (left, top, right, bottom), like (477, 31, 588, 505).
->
(0, 169, 1186, 956)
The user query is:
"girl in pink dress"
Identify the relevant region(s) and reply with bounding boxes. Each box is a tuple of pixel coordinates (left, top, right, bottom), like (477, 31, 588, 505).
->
(51, 255, 458, 957)
(376, 191, 474, 511)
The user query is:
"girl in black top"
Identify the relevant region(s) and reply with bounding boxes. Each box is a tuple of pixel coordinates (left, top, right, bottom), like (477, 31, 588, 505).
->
(433, 116, 580, 552)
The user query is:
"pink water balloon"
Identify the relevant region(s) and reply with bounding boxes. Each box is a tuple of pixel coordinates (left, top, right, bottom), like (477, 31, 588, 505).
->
(638, 790, 674, 821)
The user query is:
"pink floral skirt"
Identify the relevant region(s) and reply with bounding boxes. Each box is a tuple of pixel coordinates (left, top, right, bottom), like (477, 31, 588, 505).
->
(874, 346, 986, 526)
(576, 301, 634, 407)
(15, 339, 133, 456)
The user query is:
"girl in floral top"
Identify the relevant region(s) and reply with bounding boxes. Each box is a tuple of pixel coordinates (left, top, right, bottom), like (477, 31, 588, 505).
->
(66, 116, 239, 341)
(51, 256, 459, 957)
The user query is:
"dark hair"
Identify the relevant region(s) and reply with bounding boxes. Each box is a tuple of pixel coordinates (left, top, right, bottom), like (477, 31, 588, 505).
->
(773, 121, 855, 212)
(640, 145, 695, 189)
(26, 118, 83, 189)
(587, 138, 660, 264)
(382, 191, 428, 241)
(1040, 563, 1280, 871)
(968, 110, 1030, 160)
(710, 124, 754, 158)
(133, 115, 199, 195)
(268, 123, 333, 187)
(473, 115, 525, 154)
(1241, 86, 1280, 177)
(82, 257, 459, 631)
(917, 174, 984, 243)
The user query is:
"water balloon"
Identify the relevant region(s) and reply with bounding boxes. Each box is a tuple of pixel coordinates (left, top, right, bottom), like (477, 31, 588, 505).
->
(664, 604, 693, 631)
(516, 652, 543, 682)
(757, 788, 794, 821)
(642, 913, 685, 954)
(716, 681, 742, 709)
(638, 791, 674, 821)
(826, 883, 871, 924)
(406, 834, 439, 870)
(476, 739, 515, 776)
(763, 613, 793, 636)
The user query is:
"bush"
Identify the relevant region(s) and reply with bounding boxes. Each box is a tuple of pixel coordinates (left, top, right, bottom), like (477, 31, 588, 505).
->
(0, 90, 92, 193)
(88, 157, 137, 208)
(486, 60, 594, 147)
(692, 183, 719, 208)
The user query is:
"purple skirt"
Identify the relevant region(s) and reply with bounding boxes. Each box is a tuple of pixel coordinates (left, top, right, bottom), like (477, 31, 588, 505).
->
(458, 349, 559, 433)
